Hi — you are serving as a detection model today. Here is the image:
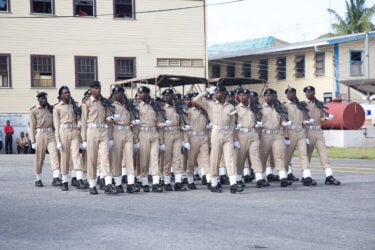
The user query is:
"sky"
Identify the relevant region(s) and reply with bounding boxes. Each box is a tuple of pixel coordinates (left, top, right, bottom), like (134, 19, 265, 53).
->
(206, 0, 375, 46)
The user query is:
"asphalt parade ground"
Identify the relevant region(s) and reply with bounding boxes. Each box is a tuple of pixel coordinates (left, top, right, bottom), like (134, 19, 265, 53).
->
(0, 154, 374, 250)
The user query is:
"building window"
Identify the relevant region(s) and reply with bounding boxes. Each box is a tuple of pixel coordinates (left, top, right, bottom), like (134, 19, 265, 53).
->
(350, 50, 363, 76)
(31, 0, 54, 14)
(226, 63, 235, 77)
(31, 55, 55, 87)
(258, 59, 268, 81)
(0, 0, 10, 12)
(75, 56, 97, 87)
(242, 61, 251, 78)
(115, 57, 136, 81)
(0, 54, 11, 87)
(157, 58, 203, 67)
(276, 57, 286, 80)
(211, 64, 220, 78)
(114, 0, 134, 19)
(74, 0, 96, 16)
(315, 52, 325, 76)
(295, 54, 305, 78)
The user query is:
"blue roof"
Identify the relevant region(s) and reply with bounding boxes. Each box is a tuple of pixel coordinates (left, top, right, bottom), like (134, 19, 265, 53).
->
(208, 36, 285, 55)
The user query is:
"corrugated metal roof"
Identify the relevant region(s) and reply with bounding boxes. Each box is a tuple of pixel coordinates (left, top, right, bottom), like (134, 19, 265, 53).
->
(208, 31, 375, 60)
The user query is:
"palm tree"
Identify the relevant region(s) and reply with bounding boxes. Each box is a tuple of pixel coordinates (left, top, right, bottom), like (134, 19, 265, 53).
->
(327, 0, 375, 36)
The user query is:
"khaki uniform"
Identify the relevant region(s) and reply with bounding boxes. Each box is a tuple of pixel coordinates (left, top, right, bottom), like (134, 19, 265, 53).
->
(53, 101, 82, 176)
(259, 103, 286, 173)
(160, 103, 183, 182)
(108, 101, 136, 184)
(305, 100, 331, 169)
(137, 101, 160, 185)
(193, 92, 236, 185)
(235, 103, 263, 175)
(185, 107, 210, 178)
(29, 105, 60, 176)
(284, 101, 309, 170)
(81, 96, 112, 184)
(16, 136, 29, 154)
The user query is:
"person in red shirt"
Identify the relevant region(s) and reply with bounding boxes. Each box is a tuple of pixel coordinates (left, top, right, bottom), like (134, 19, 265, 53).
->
(4, 120, 14, 154)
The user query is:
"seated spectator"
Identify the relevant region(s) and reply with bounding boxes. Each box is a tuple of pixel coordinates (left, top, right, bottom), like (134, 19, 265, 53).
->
(16, 131, 29, 154)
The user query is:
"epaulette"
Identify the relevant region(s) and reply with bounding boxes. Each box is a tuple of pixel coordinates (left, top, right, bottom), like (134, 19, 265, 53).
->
(29, 105, 36, 111)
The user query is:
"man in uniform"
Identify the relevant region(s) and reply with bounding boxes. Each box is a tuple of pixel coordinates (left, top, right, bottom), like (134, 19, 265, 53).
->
(159, 89, 187, 191)
(304, 85, 341, 185)
(235, 89, 263, 188)
(136, 86, 163, 192)
(107, 86, 139, 193)
(16, 132, 29, 154)
(29, 92, 61, 187)
(284, 87, 316, 186)
(193, 85, 243, 193)
(81, 81, 117, 195)
(259, 89, 292, 188)
(53, 86, 87, 191)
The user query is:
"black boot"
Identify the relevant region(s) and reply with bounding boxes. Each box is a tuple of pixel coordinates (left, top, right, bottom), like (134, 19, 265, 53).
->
(325, 176, 341, 185)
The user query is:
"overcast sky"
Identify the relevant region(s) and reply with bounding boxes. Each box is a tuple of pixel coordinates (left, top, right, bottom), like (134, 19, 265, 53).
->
(206, 0, 375, 46)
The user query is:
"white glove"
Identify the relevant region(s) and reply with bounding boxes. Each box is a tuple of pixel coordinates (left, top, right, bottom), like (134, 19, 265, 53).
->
(255, 121, 263, 128)
(181, 141, 185, 148)
(132, 119, 141, 125)
(207, 85, 216, 95)
(183, 125, 191, 131)
(56, 142, 62, 150)
(165, 120, 172, 126)
(326, 114, 334, 121)
(31, 143, 36, 149)
(235, 123, 241, 130)
(81, 142, 87, 150)
(108, 140, 113, 149)
(133, 143, 140, 151)
(184, 142, 191, 150)
(233, 141, 240, 149)
(112, 114, 121, 121)
(285, 120, 292, 128)
(207, 122, 213, 129)
(306, 138, 310, 145)
(159, 144, 166, 151)
(284, 138, 291, 145)
(308, 118, 315, 124)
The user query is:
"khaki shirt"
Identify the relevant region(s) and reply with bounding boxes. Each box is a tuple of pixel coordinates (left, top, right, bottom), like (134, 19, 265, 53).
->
(193, 92, 236, 129)
(16, 136, 28, 147)
(261, 102, 283, 130)
(284, 100, 305, 126)
(306, 100, 326, 126)
(109, 101, 132, 126)
(137, 101, 159, 128)
(186, 107, 209, 132)
(162, 103, 181, 127)
(53, 101, 79, 143)
(81, 96, 111, 141)
(29, 105, 54, 143)
(236, 103, 257, 128)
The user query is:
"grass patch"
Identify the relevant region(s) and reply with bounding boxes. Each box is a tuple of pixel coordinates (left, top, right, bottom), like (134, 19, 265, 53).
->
(293, 147, 375, 160)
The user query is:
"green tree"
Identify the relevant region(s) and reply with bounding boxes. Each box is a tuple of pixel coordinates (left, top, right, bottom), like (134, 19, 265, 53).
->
(328, 0, 375, 35)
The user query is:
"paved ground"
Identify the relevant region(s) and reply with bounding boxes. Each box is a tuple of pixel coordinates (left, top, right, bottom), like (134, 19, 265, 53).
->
(0, 154, 374, 250)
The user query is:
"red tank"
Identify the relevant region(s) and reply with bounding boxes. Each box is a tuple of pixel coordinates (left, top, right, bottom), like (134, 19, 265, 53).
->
(321, 100, 365, 130)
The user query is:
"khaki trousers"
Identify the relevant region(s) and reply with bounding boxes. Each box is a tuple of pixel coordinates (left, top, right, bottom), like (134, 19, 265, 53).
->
(59, 128, 82, 175)
(162, 130, 182, 176)
(237, 131, 263, 174)
(86, 128, 111, 180)
(210, 130, 235, 178)
(110, 129, 134, 177)
(259, 133, 286, 172)
(306, 129, 331, 169)
(34, 131, 60, 175)
(138, 131, 159, 177)
(284, 129, 309, 170)
(187, 134, 210, 177)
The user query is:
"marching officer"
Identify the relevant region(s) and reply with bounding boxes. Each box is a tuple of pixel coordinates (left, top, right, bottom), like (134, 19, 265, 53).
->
(304, 86, 341, 185)
(235, 89, 263, 187)
(29, 92, 61, 187)
(193, 85, 244, 193)
(107, 86, 139, 193)
(283, 87, 316, 185)
(53, 86, 87, 191)
(259, 89, 292, 188)
(81, 81, 117, 195)
(136, 86, 163, 192)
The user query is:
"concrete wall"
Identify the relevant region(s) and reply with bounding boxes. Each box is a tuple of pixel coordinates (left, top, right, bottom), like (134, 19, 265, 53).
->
(324, 128, 375, 147)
